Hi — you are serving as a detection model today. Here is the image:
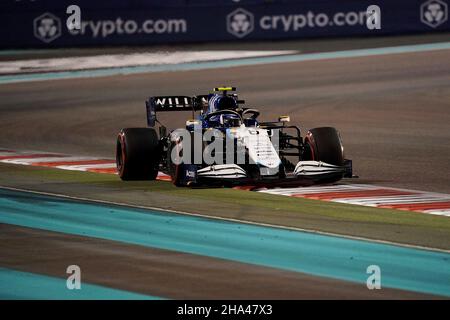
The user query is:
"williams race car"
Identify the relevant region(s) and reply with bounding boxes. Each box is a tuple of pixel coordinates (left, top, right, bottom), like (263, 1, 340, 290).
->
(116, 87, 352, 187)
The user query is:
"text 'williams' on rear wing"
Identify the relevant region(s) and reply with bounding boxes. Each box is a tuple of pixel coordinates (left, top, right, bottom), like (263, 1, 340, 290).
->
(146, 95, 207, 127)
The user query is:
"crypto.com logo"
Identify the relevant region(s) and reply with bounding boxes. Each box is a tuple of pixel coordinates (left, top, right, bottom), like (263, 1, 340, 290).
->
(227, 8, 254, 38)
(34, 12, 62, 43)
(421, 0, 448, 28)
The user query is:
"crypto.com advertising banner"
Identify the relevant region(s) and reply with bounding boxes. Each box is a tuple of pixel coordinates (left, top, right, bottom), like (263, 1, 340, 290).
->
(1, 0, 449, 48)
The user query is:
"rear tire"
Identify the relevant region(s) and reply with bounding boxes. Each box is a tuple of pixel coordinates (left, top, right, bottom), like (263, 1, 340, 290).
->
(304, 127, 344, 166)
(116, 128, 160, 180)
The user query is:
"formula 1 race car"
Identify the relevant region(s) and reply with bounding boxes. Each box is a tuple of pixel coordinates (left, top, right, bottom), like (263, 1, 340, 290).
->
(116, 87, 352, 187)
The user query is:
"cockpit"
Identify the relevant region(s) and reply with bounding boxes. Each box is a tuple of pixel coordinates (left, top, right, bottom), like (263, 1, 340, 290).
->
(203, 87, 259, 128)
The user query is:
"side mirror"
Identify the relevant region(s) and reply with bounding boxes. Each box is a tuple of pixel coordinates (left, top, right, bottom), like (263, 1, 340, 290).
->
(278, 115, 290, 123)
(186, 119, 201, 127)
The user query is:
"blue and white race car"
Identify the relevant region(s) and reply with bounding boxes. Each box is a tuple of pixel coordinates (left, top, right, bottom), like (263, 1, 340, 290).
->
(116, 87, 352, 187)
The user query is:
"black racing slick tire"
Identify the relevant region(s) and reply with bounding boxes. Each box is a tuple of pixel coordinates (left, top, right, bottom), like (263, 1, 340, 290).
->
(116, 128, 160, 181)
(304, 127, 344, 166)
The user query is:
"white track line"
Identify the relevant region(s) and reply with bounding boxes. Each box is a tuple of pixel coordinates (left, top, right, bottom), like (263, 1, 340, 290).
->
(260, 184, 380, 195)
(333, 195, 450, 205)
(0, 50, 297, 74)
(425, 209, 450, 216)
(1, 156, 103, 165)
(56, 163, 117, 171)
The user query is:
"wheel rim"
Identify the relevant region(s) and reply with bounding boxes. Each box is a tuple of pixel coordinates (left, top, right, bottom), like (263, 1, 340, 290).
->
(116, 133, 126, 176)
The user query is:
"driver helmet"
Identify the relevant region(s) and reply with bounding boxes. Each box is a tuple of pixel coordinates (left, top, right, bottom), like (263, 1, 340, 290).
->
(208, 94, 238, 113)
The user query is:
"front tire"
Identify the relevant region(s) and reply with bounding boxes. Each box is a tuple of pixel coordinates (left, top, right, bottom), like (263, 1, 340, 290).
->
(116, 128, 160, 180)
(304, 127, 344, 166)
(303, 127, 345, 183)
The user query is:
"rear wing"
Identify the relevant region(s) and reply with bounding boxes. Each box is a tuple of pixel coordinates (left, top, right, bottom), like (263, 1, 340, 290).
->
(146, 95, 208, 127)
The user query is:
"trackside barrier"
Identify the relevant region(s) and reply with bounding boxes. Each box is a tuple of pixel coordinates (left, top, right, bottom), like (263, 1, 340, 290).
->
(0, 0, 449, 48)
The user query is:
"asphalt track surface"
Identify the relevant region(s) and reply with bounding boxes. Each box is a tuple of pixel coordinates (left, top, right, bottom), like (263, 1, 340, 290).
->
(1, 35, 449, 299)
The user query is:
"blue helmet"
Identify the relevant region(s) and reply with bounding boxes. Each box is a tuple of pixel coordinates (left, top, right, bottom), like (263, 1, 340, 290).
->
(208, 94, 238, 113)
